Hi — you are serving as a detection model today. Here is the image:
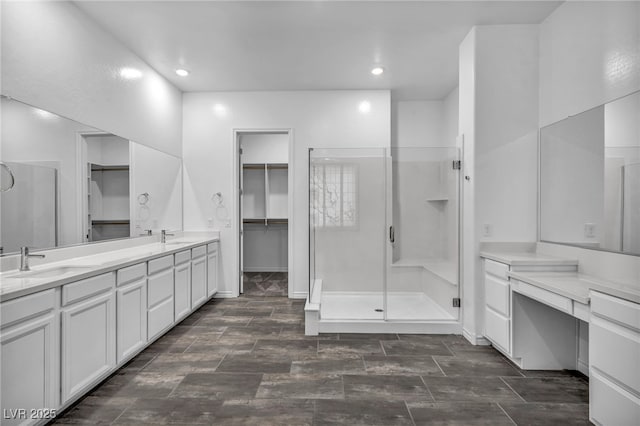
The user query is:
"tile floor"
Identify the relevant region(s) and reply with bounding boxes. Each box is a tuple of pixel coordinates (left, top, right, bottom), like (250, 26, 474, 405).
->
(52, 282, 590, 425)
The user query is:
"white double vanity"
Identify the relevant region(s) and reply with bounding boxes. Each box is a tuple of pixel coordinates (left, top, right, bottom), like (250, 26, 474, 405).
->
(0, 233, 219, 426)
(481, 244, 640, 426)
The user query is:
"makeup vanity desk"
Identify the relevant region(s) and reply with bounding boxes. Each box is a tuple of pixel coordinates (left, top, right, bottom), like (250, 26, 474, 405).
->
(480, 250, 640, 426)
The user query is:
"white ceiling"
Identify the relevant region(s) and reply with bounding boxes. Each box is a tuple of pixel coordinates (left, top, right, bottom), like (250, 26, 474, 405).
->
(75, 1, 561, 100)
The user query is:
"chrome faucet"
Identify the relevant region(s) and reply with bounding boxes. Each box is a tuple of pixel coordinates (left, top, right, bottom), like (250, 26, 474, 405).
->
(161, 230, 174, 243)
(20, 247, 45, 271)
(140, 229, 153, 236)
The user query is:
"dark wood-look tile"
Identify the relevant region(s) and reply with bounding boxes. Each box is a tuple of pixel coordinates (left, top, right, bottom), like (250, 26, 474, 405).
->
(291, 355, 366, 375)
(313, 399, 414, 425)
(424, 376, 524, 402)
(318, 340, 384, 355)
(214, 399, 315, 426)
(363, 355, 443, 376)
(499, 402, 590, 425)
(501, 377, 589, 403)
(252, 339, 318, 357)
(256, 373, 344, 399)
(54, 396, 133, 424)
(142, 352, 224, 373)
(433, 356, 524, 377)
(343, 374, 431, 401)
(382, 340, 454, 356)
(113, 397, 222, 424)
(215, 354, 293, 373)
(408, 401, 515, 425)
(169, 372, 262, 399)
(91, 372, 185, 399)
(338, 333, 399, 341)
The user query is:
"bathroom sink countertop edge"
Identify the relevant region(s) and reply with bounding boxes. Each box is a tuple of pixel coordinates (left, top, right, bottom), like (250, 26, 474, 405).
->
(0, 236, 219, 302)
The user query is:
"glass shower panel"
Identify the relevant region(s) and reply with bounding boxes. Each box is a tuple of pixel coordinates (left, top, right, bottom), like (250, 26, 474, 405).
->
(0, 162, 57, 254)
(386, 147, 460, 321)
(310, 148, 386, 320)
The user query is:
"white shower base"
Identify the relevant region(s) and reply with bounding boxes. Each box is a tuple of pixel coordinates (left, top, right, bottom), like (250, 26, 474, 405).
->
(321, 291, 454, 321)
(308, 290, 461, 334)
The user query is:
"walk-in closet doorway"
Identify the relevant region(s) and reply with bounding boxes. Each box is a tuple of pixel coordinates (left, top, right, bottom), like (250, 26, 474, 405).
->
(234, 130, 293, 297)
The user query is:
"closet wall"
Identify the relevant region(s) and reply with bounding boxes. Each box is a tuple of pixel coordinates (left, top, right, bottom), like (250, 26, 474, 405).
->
(241, 133, 289, 272)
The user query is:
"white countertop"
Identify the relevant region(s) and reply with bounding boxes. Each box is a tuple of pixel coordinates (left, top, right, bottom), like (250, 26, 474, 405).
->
(480, 250, 578, 266)
(508, 271, 640, 305)
(0, 236, 219, 302)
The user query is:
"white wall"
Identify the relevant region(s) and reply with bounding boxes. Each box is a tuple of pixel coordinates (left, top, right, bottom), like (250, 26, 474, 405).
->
(1, 1, 183, 157)
(539, 1, 640, 127)
(460, 25, 539, 343)
(393, 101, 443, 148)
(183, 90, 390, 298)
(240, 133, 289, 164)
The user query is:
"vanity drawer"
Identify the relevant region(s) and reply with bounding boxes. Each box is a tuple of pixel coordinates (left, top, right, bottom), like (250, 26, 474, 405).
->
(174, 250, 191, 265)
(590, 369, 640, 426)
(148, 255, 173, 275)
(117, 263, 146, 287)
(591, 291, 640, 332)
(1, 289, 56, 329)
(485, 274, 510, 316)
(590, 316, 640, 393)
(485, 307, 510, 354)
(192, 246, 207, 259)
(485, 259, 509, 281)
(207, 242, 218, 253)
(511, 279, 573, 315)
(62, 272, 115, 306)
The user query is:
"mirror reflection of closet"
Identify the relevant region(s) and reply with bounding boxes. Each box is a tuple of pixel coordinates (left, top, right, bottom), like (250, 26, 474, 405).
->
(83, 134, 130, 242)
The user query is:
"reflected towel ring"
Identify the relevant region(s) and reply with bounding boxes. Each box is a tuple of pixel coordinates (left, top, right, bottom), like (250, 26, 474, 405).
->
(212, 192, 224, 206)
(0, 162, 16, 192)
(137, 192, 149, 205)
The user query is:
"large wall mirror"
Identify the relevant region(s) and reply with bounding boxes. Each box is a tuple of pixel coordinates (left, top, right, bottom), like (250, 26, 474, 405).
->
(540, 90, 640, 256)
(0, 96, 183, 255)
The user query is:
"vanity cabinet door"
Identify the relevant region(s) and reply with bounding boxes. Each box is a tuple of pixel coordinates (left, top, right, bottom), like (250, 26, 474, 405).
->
(174, 262, 192, 321)
(1, 290, 59, 426)
(116, 278, 147, 364)
(206, 244, 218, 298)
(61, 290, 116, 404)
(191, 254, 207, 308)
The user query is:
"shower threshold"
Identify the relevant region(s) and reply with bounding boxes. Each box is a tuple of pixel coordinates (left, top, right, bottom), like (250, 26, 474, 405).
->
(304, 281, 462, 335)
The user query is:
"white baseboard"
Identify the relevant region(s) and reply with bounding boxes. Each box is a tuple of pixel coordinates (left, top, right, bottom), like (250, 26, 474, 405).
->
(292, 291, 309, 299)
(463, 327, 491, 346)
(577, 358, 589, 376)
(243, 267, 288, 273)
(214, 290, 237, 298)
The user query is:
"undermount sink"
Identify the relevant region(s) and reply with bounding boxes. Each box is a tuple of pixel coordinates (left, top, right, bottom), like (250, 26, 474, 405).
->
(8, 265, 96, 279)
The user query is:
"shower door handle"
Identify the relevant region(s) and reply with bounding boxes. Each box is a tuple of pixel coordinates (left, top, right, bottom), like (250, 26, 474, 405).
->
(389, 226, 395, 243)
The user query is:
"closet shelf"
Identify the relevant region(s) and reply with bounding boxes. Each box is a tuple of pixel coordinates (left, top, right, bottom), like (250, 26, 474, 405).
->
(243, 218, 288, 225)
(91, 219, 130, 225)
(90, 164, 129, 172)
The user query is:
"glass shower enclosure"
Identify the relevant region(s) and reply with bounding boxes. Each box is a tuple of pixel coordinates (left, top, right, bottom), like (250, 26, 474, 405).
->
(309, 147, 460, 329)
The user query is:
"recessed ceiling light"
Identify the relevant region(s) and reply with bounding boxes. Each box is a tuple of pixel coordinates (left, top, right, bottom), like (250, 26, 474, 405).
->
(371, 67, 384, 76)
(175, 69, 190, 77)
(119, 67, 142, 79)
